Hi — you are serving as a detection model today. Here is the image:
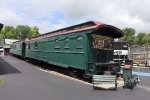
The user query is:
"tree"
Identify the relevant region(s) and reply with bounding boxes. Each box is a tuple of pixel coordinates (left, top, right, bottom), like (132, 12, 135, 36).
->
(0, 25, 40, 41)
(29, 26, 40, 37)
(0, 26, 16, 39)
(0, 34, 4, 40)
(16, 25, 31, 40)
(16, 25, 40, 40)
(142, 34, 150, 45)
(121, 28, 136, 45)
(135, 32, 146, 45)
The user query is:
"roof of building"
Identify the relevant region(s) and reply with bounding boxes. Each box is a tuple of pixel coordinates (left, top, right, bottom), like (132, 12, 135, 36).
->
(4, 39, 18, 45)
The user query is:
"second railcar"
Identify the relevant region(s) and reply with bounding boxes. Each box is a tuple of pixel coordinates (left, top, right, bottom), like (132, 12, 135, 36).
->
(10, 41, 25, 57)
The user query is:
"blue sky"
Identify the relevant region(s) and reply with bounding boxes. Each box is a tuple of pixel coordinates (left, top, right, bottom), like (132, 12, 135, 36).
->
(0, 0, 150, 34)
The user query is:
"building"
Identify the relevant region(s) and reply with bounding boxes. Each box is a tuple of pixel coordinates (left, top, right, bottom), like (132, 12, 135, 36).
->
(0, 39, 18, 55)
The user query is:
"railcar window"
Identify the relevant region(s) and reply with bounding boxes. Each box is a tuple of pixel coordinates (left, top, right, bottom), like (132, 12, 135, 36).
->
(35, 42, 37, 48)
(91, 34, 113, 49)
(26, 44, 28, 49)
(28, 43, 30, 49)
(64, 38, 69, 49)
(55, 39, 60, 49)
(76, 36, 83, 49)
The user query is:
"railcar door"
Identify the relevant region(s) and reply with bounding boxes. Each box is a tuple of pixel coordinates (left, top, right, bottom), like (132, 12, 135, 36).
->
(21, 42, 26, 58)
(91, 34, 114, 63)
(89, 33, 120, 75)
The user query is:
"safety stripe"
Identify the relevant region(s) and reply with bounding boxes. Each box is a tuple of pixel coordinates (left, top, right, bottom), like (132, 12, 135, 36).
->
(133, 72, 150, 77)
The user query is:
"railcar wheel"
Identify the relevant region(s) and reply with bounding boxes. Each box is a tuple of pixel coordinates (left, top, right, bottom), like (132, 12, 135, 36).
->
(83, 74, 90, 79)
(98, 71, 105, 75)
(111, 71, 116, 75)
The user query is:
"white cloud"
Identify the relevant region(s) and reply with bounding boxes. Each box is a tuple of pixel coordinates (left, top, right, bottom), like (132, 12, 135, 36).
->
(1, 0, 150, 33)
(0, 1, 21, 26)
(32, 20, 68, 34)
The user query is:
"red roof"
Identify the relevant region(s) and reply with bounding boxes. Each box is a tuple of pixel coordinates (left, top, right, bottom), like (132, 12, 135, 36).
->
(27, 21, 103, 41)
(26, 21, 123, 42)
(93, 21, 104, 25)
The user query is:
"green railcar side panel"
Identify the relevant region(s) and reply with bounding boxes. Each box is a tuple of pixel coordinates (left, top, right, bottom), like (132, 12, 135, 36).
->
(10, 43, 22, 56)
(25, 30, 94, 70)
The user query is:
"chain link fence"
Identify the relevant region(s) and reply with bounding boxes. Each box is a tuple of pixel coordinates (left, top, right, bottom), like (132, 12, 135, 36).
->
(129, 45, 150, 66)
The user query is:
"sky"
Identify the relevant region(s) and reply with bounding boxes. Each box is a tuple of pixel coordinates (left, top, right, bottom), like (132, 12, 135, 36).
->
(0, 0, 150, 34)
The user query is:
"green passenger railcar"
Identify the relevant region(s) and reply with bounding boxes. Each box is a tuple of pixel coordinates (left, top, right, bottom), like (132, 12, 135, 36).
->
(10, 41, 25, 57)
(25, 30, 91, 70)
(11, 21, 123, 76)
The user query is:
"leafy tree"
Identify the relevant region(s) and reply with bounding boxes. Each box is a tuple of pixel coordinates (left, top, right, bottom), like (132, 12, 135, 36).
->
(0, 26, 16, 39)
(16, 25, 31, 40)
(16, 25, 40, 40)
(29, 26, 40, 37)
(0, 34, 4, 40)
(142, 34, 150, 45)
(121, 28, 136, 45)
(135, 32, 146, 45)
(0, 25, 40, 41)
